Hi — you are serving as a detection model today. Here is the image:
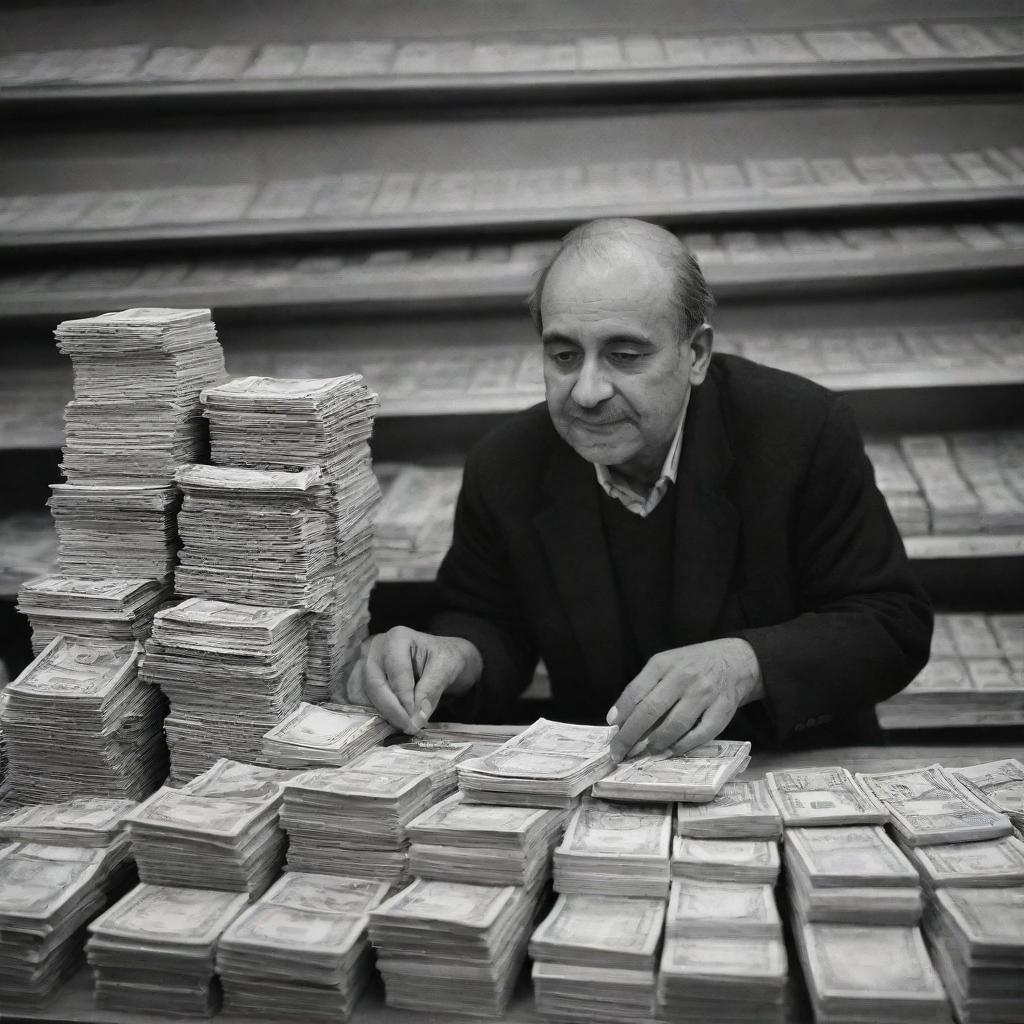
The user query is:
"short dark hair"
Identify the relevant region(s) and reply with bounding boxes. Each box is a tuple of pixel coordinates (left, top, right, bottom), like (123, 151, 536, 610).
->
(527, 218, 715, 339)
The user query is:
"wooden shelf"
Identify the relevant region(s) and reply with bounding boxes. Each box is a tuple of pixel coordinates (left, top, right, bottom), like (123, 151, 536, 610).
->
(0, 220, 1021, 320)
(903, 533, 1024, 558)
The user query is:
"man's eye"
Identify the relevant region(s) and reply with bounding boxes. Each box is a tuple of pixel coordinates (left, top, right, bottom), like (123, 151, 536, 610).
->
(609, 351, 644, 364)
(547, 350, 578, 366)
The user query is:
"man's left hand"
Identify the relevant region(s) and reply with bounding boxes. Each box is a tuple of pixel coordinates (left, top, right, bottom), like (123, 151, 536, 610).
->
(607, 639, 763, 762)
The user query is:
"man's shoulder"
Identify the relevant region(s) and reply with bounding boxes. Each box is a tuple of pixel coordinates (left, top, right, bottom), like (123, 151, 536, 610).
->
(463, 402, 557, 495)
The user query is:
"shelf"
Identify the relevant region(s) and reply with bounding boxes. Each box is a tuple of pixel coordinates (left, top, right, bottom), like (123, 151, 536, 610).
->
(0, 17, 1021, 111)
(0, 220, 1022, 321)
(903, 533, 1024, 558)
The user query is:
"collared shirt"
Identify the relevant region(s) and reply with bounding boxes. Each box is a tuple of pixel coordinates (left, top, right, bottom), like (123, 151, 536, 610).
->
(595, 394, 689, 517)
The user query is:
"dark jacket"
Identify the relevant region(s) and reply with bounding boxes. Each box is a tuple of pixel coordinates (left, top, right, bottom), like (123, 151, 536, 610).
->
(431, 354, 933, 748)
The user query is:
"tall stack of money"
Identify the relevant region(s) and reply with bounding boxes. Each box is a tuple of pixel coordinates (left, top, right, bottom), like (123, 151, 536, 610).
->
(281, 742, 471, 886)
(261, 701, 394, 768)
(553, 798, 671, 897)
(457, 718, 615, 808)
(86, 883, 248, 1015)
(140, 598, 307, 782)
(199, 376, 380, 701)
(923, 887, 1024, 1023)
(217, 873, 390, 1023)
(0, 839, 135, 1006)
(406, 792, 565, 889)
(530, 893, 665, 1023)
(369, 878, 538, 1017)
(0, 637, 167, 804)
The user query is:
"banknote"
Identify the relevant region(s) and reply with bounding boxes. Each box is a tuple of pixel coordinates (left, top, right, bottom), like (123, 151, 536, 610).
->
(221, 903, 366, 953)
(372, 878, 515, 929)
(125, 787, 275, 839)
(6, 637, 141, 700)
(671, 837, 780, 883)
(951, 758, 1024, 819)
(530, 893, 665, 960)
(666, 878, 781, 939)
(784, 825, 918, 886)
(559, 799, 671, 857)
(766, 766, 888, 826)
(660, 932, 788, 978)
(674, 778, 783, 838)
(907, 834, 1024, 888)
(262, 873, 389, 916)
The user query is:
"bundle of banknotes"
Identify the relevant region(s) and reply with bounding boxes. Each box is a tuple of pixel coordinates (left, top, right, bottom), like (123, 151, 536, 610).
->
(141, 598, 306, 782)
(261, 701, 394, 768)
(591, 740, 750, 803)
(667, 877, 783, 941)
(530, 893, 665, 1023)
(0, 637, 167, 803)
(674, 778, 783, 839)
(457, 718, 616, 808)
(766, 766, 889, 826)
(856, 764, 1013, 845)
(17, 575, 170, 656)
(0, 839, 135, 1006)
(217, 873, 390, 1023)
(924, 886, 1024, 1024)
(369, 879, 538, 1017)
(903, 834, 1024, 889)
(553, 798, 671, 897)
(0, 796, 133, 847)
(951, 758, 1024, 835)
(406, 792, 565, 889)
(54, 308, 225, 485)
(672, 835, 780, 884)
(86, 883, 248, 1015)
(200, 375, 381, 701)
(784, 825, 922, 925)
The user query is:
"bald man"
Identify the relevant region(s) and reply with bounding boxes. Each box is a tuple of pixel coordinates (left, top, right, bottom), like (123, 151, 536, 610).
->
(352, 218, 932, 755)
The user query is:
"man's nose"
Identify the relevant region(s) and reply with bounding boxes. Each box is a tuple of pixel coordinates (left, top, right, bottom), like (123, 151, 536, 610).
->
(570, 358, 614, 408)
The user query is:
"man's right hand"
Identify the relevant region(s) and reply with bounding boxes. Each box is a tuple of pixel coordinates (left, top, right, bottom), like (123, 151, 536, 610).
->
(347, 627, 483, 734)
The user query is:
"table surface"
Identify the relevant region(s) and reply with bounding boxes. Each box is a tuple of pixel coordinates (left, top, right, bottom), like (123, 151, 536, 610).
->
(4, 739, 1023, 1024)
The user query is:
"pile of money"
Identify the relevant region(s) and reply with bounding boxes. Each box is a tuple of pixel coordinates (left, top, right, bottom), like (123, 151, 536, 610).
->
(217, 873, 390, 1023)
(553, 799, 671, 897)
(174, 465, 337, 610)
(666, 877, 783, 940)
(17, 575, 170, 655)
(0, 637, 167, 803)
(261, 701, 394, 768)
(457, 718, 615, 808)
(924, 887, 1024, 1024)
(407, 792, 565, 889)
(674, 778, 783, 839)
(784, 826, 922, 924)
(672, 836, 780, 884)
(530, 893, 665, 1023)
(766, 766, 889, 826)
(0, 839, 135, 1006)
(180, 756, 299, 802)
(48, 482, 181, 580)
(369, 878, 538, 1017)
(141, 599, 306, 782)
(86, 883, 248, 1015)
(951, 758, 1024, 834)
(856, 764, 1013, 845)
(794, 922, 950, 1024)
(123, 781, 286, 897)
(0, 797, 133, 846)
(903, 834, 1024, 889)
(200, 376, 381, 701)
(54, 308, 225, 485)
(658, 933, 790, 1024)
(592, 740, 750, 803)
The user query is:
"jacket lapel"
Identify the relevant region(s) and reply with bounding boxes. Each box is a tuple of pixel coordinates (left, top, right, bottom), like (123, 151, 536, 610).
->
(534, 439, 624, 704)
(670, 371, 740, 646)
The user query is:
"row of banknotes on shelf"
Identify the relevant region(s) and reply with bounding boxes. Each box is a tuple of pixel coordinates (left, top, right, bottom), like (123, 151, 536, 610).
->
(1, 20, 1022, 90)
(3, 148, 1024, 235)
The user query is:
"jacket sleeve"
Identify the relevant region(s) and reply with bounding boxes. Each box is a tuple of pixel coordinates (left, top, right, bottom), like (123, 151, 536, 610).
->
(732, 399, 933, 745)
(428, 447, 539, 723)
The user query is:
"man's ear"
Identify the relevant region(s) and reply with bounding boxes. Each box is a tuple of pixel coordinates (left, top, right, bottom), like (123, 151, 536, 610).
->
(688, 324, 714, 385)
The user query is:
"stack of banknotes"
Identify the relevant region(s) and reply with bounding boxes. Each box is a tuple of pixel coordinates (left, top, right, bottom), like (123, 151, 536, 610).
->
(903, 833, 1024, 889)
(784, 825, 922, 925)
(856, 765, 1013, 845)
(87, 884, 248, 1015)
(17, 575, 170, 655)
(123, 759, 295, 897)
(952, 758, 1024, 835)
(0, 839, 134, 1005)
(530, 893, 665, 1023)
(592, 740, 750, 803)
(406, 792, 565, 889)
(659, 876, 788, 1023)
(553, 799, 671, 897)
(0, 637, 167, 803)
(766, 766, 890, 826)
(0, 796, 133, 846)
(142, 598, 306, 783)
(369, 879, 537, 1017)
(924, 886, 1024, 1024)
(200, 375, 381, 701)
(457, 718, 615, 808)
(675, 778, 783, 839)
(672, 834, 780, 884)
(261, 701, 394, 768)
(217, 873, 390, 1023)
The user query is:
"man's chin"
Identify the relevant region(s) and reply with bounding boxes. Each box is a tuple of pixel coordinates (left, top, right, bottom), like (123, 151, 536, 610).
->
(567, 434, 637, 467)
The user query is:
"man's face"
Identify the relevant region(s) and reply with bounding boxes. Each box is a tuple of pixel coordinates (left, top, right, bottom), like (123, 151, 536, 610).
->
(540, 245, 697, 479)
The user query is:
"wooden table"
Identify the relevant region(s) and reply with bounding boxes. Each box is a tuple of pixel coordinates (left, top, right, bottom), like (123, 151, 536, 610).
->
(4, 740, 1022, 1024)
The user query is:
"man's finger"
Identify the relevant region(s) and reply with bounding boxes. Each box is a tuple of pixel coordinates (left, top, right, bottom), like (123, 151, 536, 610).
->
(607, 658, 663, 727)
(363, 651, 413, 732)
(345, 658, 369, 706)
(645, 689, 710, 755)
(668, 700, 732, 756)
(383, 637, 417, 718)
(610, 673, 676, 762)
(409, 653, 456, 733)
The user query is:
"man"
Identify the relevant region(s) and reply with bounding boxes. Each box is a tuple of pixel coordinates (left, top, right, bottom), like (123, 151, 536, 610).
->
(351, 218, 932, 758)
